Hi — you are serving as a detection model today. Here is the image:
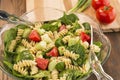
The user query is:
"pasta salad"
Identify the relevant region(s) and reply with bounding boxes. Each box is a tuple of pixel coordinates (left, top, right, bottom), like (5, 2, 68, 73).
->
(3, 13, 102, 80)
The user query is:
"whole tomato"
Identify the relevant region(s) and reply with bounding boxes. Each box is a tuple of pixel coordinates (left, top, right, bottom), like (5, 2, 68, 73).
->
(96, 5, 116, 23)
(92, 0, 110, 10)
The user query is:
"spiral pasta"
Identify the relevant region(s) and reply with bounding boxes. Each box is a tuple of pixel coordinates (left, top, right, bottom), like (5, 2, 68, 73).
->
(51, 69, 59, 80)
(63, 49, 79, 60)
(75, 29, 84, 35)
(46, 31, 54, 39)
(58, 29, 68, 38)
(57, 56, 72, 65)
(30, 41, 36, 47)
(34, 22, 42, 28)
(62, 35, 71, 43)
(8, 40, 17, 52)
(13, 64, 28, 75)
(30, 65, 38, 75)
(16, 28, 24, 41)
(65, 64, 85, 72)
(21, 39, 32, 48)
(14, 60, 36, 68)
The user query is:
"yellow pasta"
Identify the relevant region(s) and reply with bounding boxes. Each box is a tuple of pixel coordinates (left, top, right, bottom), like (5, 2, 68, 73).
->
(8, 40, 17, 52)
(62, 35, 71, 43)
(65, 64, 85, 72)
(34, 22, 42, 28)
(30, 41, 36, 47)
(58, 29, 68, 38)
(21, 39, 32, 48)
(51, 69, 59, 80)
(16, 28, 24, 41)
(13, 64, 28, 75)
(46, 31, 54, 39)
(14, 60, 36, 68)
(30, 65, 38, 75)
(63, 50, 79, 60)
(75, 28, 84, 35)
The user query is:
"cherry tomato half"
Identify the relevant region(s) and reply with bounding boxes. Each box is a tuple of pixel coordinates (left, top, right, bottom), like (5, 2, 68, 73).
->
(96, 5, 116, 23)
(46, 47, 59, 57)
(36, 58, 49, 70)
(92, 0, 110, 10)
(29, 30, 41, 42)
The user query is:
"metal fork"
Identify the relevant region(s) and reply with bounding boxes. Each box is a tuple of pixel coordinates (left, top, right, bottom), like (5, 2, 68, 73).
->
(0, 10, 34, 27)
(89, 26, 113, 80)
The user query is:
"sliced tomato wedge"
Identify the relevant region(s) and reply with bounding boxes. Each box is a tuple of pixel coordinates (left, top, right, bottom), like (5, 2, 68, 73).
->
(46, 47, 59, 57)
(59, 25, 66, 32)
(36, 58, 49, 70)
(29, 30, 41, 42)
(80, 32, 91, 43)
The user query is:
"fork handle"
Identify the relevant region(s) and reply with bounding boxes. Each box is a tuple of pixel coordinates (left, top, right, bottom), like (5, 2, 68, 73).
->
(92, 61, 113, 80)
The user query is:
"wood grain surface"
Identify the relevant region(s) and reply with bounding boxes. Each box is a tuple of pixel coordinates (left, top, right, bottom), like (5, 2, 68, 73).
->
(0, 0, 120, 80)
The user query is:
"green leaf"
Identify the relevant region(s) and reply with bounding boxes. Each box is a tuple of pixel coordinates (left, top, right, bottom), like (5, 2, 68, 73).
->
(4, 28, 17, 46)
(3, 61, 13, 70)
(26, 70, 50, 78)
(67, 41, 86, 65)
(16, 24, 28, 29)
(55, 37, 64, 47)
(15, 50, 34, 62)
(82, 22, 90, 30)
(69, 21, 81, 33)
(55, 62, 65, 71)
(41, 22, 59, 32)
(59, 13, 79, 25)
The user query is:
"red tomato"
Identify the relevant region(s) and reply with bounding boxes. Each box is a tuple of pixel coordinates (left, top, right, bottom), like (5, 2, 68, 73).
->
(80, 32, 91, 43)
(92, 0, 110, 10)
(96, 5, 116, 23)
(36, 58, 49, 70)
(46, 47, 59, 57)
(29, 30, 41, 42)
(59, 25, 66, 32)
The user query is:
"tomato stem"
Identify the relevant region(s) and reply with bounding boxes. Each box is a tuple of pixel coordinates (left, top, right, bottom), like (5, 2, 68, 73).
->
(104, 6, 110, 11)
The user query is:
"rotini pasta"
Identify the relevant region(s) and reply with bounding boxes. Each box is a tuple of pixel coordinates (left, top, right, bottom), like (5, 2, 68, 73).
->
(8, 40, 17, 52)
(57, 56, 72, 65)
(21, 39, 32, 48)
(14, 60, 36, 68)
(65, 64, 85, 73)
(51, 69, 59, 80)
(57, 29, 68, 38)
(62, 35, 71, 43)
(30, 41, 36, 47)
(13, 64, 28, 75)
(63, 49, 79, 60)
(34, 22, 42, 28)
(46, 31, 54, 39)
(75, 29, 84, 35)
(30, 65, 38, 75)
(16, 28, 24, 41)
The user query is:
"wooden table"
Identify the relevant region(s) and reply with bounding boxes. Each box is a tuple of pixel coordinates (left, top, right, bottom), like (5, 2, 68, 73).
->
(0, 0, 120, 80)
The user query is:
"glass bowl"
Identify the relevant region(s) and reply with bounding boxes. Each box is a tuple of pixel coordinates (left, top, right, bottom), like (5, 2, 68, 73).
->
(0, 7, 111, 80)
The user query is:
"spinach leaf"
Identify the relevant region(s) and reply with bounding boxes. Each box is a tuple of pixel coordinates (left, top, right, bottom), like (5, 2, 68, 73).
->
(55, 37, 64, 47)
(69, 21, 81, 33)
(15, 50, 34, 62)
(4, 28, 17, 46)
(55, 62, 65, 71)
(16, 24, 28, 29)
(41, 22, 59, 32)
(67, 42, 86, 65)
(59, 13, 79, 25)
(82, 22, 90, 30)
